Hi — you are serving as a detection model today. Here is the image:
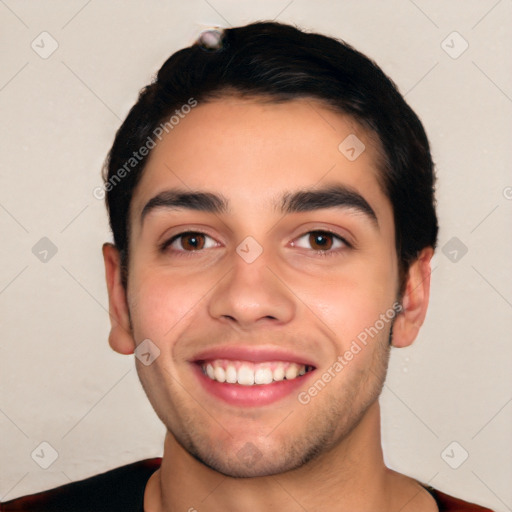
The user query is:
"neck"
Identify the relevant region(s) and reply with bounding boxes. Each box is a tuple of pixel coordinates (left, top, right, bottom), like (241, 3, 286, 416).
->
(145, 402, 405, 512)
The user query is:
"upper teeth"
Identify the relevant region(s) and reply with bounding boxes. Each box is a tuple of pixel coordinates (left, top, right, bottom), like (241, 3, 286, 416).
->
(201, 359, 311, 386)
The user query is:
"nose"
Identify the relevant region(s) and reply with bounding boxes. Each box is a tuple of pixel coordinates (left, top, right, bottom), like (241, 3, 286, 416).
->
(208, 253, 296, 331)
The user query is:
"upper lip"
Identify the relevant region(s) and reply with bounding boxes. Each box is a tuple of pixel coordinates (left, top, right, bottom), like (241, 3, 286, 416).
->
(191, 345, 318, 368)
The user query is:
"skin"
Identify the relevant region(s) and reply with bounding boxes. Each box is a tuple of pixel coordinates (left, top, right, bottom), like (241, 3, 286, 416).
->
(103, 98, 436, 511)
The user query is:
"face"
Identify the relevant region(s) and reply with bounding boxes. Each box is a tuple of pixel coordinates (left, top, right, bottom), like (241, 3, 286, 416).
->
(120, 98, 402, 477)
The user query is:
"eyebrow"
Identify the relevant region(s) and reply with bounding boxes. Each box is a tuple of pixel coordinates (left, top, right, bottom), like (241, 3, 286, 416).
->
(140, 184, 378, 227)
(280, 185, 378, 226)
(141, 190, 229, 224)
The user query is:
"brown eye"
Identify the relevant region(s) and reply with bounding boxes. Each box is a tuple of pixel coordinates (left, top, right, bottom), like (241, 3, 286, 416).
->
(166, 232, 217, 252)
(180, 233, 205, 251)
(308, 231, 334, 251)
(292, 230, 348, 253)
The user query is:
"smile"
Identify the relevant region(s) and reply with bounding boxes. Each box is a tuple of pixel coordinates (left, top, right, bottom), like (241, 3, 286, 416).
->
(200, 359, 315, 386)
(191, 346, 318, 406)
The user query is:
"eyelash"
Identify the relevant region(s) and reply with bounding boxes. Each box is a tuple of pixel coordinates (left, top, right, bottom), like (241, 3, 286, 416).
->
(292, 230, 351, 257)
(160, 230, 351, 258)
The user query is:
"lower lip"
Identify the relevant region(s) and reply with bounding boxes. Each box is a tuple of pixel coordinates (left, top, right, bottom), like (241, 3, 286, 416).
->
(191, 364, 315, 407)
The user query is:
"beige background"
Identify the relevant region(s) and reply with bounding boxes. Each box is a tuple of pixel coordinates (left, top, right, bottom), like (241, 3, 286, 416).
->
(1, 1, 511, 510)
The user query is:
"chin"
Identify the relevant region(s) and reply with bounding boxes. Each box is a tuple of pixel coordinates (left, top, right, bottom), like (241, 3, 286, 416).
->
(184, 429, 333, 479)
(194, 449, 305, 478)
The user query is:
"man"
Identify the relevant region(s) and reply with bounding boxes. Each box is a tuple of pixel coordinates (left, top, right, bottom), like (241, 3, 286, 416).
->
(1, 22, 493, 512)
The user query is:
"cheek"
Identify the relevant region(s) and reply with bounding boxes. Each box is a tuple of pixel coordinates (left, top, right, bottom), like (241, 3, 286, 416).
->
(298, 258, 398, 339)
(128, 271, 210, 342)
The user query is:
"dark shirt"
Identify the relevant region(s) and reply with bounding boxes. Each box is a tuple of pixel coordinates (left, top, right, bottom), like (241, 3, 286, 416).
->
(0, 458, 494, 511)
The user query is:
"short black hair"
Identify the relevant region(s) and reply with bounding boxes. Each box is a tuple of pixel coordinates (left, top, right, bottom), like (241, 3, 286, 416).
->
(103, 21, 438, 289)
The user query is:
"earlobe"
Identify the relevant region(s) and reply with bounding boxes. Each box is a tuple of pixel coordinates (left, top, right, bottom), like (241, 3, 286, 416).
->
(102, 243, 136, 355)
(391, 247, 434, 348)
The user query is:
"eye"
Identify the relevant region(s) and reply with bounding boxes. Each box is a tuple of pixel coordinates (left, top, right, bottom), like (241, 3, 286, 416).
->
(165, 232, 218, 252)
(291, 230, 348, 253)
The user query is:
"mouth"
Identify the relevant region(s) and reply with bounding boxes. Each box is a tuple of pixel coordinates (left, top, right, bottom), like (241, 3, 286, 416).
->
(199, 359, 315, 386)
(190, 347, 317, 407)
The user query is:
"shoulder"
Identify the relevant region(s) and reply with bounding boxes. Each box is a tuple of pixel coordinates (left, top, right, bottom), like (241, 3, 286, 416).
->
(424, 486, 495, 512)
(0, 458, 161, 512)
(387, 471, 494, 512)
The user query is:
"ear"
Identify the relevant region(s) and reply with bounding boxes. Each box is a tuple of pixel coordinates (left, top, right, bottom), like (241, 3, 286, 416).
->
(391, 247, 434, 348)
(102, 243, 136, 355)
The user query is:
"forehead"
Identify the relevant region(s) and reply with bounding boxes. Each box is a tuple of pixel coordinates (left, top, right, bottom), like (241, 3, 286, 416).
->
(130, 97, 391, 225)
